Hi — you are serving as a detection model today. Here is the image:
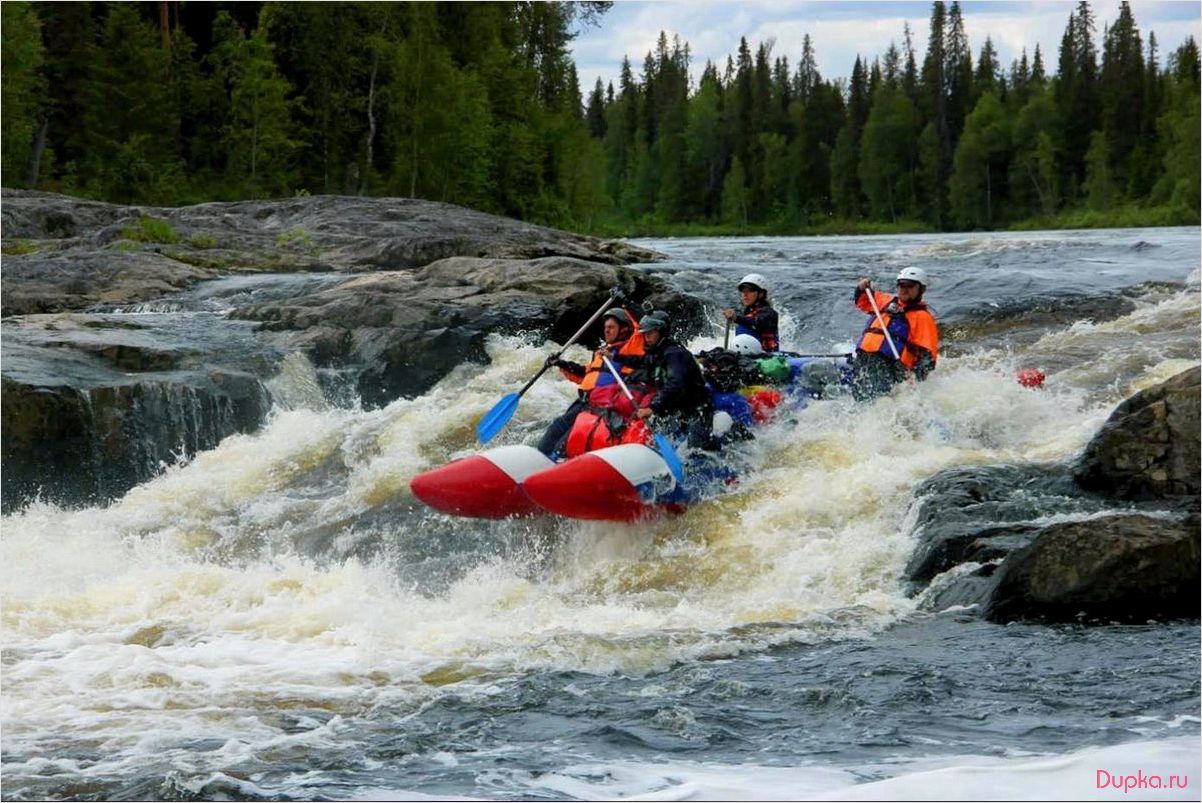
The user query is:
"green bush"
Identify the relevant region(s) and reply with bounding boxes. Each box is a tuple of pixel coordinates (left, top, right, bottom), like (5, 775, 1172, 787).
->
(121, 215, 180, 244)
(275, 226, 317, 254)
(187, 233, 218, 249)
(1, 239, 39, 255)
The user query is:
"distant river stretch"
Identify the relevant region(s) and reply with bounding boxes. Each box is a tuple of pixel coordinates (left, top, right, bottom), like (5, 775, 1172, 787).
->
(2, 227, 1199, 800)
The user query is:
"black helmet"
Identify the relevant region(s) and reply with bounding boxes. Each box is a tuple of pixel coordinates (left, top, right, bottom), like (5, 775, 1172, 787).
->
(603, 308, 632, 329)
(639, 311, 670, 334)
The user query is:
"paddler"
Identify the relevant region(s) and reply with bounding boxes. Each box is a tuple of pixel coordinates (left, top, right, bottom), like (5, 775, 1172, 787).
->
(536, 307, 647, 457)
(722, 273, 779, 353)
(851, 266, 939, 400)
(633, 312, 716, 450)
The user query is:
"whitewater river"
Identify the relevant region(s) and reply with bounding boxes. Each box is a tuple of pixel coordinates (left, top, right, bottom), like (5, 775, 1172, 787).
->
(2, 228, 1199, 800)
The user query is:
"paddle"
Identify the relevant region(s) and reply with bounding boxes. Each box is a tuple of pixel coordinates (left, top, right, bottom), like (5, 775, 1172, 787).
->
(864, 284, 902, 360)
(722, 318, 732, 349)
(477, 290, 622, 444)
(600, 353, 686, 486)
(778, 351, 854, 359)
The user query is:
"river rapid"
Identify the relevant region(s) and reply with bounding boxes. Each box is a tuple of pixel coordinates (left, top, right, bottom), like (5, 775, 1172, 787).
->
(2, 228, 1199, 800)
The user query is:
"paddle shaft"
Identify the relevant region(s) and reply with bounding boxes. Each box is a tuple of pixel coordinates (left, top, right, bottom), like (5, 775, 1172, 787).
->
(602, 353, 686, 485)
(599, 353, 636, 401)
(864, 286, 902, 360)
(723, 318, 732, 349)
(515, 294, 619, 397)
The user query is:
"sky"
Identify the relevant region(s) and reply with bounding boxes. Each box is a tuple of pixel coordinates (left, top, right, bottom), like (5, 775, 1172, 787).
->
(571, 1, 1202, 94)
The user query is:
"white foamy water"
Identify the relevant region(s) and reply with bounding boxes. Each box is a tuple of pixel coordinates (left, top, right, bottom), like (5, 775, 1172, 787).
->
(517, 736, 1201, 801)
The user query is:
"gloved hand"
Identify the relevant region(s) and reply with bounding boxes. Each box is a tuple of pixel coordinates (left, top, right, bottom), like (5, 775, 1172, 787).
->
(554, 359, 585, 375)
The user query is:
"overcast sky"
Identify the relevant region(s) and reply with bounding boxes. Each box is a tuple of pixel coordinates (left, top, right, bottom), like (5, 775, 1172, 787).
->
(571, 1, 1202, 94)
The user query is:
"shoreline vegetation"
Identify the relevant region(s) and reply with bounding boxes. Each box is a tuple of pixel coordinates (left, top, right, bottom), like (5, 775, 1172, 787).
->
(582, 203, 1199, 239)
(2, 1, 1198, 242)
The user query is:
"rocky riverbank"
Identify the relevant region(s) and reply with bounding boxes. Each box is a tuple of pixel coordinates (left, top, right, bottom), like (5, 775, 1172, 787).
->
(1, 190, 702, 511)
(907, 365, 1200, 623)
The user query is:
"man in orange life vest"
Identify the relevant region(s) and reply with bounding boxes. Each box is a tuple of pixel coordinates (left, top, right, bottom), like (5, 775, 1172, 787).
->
(851, 266, 939, 400)
(536, 307, 647, 457)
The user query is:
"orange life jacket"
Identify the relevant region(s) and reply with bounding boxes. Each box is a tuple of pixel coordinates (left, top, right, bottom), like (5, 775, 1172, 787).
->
(564, 411, 652, 458)
(560, 313, 646, 393)
(855, 290, 939, 370)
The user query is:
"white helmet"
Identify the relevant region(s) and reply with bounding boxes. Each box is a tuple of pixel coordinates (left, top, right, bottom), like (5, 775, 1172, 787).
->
(730, 333, 763, 355)
(737, 273, 768, 294)
(896, 266, 929, 288)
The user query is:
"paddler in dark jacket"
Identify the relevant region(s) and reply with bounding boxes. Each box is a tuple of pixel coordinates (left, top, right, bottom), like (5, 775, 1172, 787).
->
(633, 312, 715, 450)
(722, 273, 779, 353)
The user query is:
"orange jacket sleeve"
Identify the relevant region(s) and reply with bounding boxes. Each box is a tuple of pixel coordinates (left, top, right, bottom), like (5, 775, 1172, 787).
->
(855, 289, 895, 316)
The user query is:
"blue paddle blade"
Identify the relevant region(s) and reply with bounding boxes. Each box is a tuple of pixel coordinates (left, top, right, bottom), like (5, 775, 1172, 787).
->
(652, 434, 686, 486)
(477, 392, 521, 444)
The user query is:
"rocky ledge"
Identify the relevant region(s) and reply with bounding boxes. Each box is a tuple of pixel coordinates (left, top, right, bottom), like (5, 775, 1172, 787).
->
(2, 191, 698, 512)
(906, 366, 1200, 623)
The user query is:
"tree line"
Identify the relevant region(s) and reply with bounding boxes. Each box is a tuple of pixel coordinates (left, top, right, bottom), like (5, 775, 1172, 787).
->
(590, 0, 1199, 231)
(1, 1, 1198, 234)
(1, 1, 609, 225)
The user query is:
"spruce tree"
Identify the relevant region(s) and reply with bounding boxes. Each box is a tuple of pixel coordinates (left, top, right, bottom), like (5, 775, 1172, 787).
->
(1100, 1, 1145, 194)
(919, 1, 951, 227)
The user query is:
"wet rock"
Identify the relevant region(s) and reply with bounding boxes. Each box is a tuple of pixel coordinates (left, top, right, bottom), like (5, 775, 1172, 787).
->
(1074, 366, 1201, 501)
(1, 250, 217, 317)
(1, 190, 664, 315)
(984, 513, 1201, 623)
(232, 256, 704, 406)
(904, 463, 1112, 588)
(908, 369, 1202, 624)
(2, 370, 268, 513)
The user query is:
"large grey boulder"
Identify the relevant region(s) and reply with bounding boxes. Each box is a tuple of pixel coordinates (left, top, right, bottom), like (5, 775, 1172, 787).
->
(906, 367, 1201, 623)
(1, 190, 664, 316)
(1075, 366, 1201, 501)
(984, 513, 1200, 623)
(230, 256, 704, 406)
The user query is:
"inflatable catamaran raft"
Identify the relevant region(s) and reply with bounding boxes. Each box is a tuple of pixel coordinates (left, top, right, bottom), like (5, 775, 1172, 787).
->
(410, 350, 849, 522)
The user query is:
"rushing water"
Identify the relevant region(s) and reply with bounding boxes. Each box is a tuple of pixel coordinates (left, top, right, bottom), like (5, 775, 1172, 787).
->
(2, 228, 1199, 801)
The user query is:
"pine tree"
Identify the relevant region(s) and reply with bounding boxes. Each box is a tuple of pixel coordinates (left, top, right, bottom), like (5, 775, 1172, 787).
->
(209, 13, 298, 198)
(945, 2, 975, 144)
(919, 1, 951, 226)
(975, 37, 999, 98)
(1055, 1, 1099, 202)
(684, 63, 727, 220)
(795, 34, 820, 105)
(902, 22, 919, 102)
(586, 78, 607, 138)
(1100, 1, 1144, 193)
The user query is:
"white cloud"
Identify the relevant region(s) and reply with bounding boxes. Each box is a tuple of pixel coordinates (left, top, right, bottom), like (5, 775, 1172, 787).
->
(573, 0, 1202, 94)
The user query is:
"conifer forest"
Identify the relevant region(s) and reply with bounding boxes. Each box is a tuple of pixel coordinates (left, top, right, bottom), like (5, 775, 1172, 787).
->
(2, 1, 1198, 234)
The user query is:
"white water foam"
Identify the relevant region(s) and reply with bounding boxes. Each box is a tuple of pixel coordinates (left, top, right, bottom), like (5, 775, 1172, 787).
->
(512, 736, 1201, 801)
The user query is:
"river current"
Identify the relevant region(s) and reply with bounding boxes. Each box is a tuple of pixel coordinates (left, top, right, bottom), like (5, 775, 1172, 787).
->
(2, 228, 1199, 800)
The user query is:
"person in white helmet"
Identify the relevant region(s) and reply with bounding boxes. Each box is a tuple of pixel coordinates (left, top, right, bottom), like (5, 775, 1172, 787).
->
(851, 266, 939, 400)
(723, 273, 779, 352)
